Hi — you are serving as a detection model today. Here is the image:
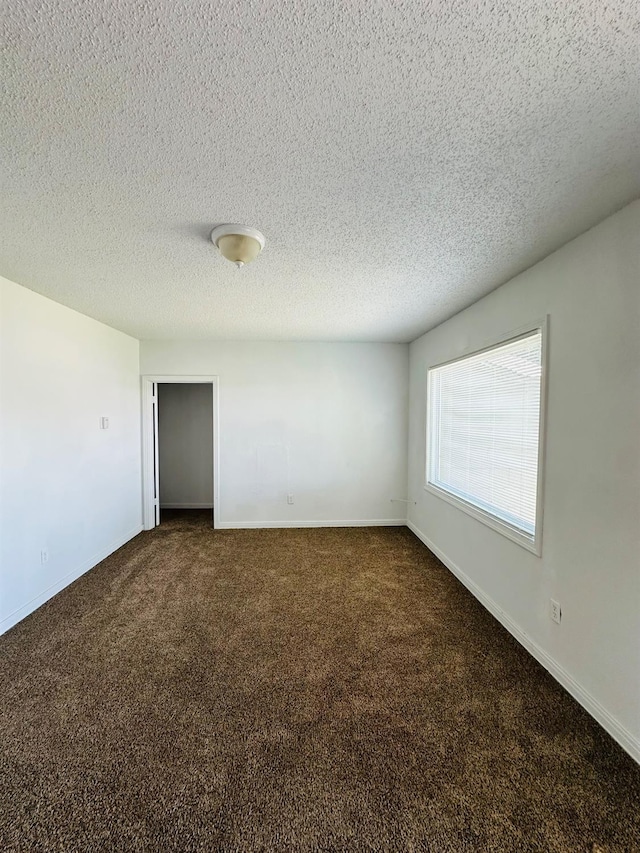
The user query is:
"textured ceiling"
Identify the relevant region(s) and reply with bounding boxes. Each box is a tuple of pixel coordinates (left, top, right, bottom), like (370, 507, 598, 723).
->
(2, 1, 639, 342)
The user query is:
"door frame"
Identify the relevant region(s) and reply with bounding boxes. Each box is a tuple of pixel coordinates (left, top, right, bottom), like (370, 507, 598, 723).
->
(141, 375, 220, 530)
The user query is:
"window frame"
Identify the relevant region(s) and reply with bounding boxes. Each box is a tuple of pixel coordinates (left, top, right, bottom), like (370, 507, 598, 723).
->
(424, 317, 549, 556)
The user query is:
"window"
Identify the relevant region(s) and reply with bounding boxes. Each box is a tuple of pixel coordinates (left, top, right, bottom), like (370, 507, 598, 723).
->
(426, 323, 546, 553)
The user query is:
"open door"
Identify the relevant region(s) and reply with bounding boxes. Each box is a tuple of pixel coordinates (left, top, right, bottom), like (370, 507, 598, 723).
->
(152, 381, 160, 526)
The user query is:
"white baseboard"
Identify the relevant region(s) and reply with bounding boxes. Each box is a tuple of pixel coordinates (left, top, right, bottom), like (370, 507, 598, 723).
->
(218, 518, 406, 529)
(161, 503, 214, 509)
(0, 524, 144, 636)
(407, 520, 640, 766)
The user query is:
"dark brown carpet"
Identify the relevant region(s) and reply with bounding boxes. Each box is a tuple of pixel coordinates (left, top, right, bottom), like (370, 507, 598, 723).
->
(1, 511, 639, 852)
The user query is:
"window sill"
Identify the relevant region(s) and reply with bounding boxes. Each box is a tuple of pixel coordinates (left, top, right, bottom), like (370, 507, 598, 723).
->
(423, 482, 542, 556)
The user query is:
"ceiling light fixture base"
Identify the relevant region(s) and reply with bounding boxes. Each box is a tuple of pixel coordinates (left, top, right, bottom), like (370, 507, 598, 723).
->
(210, 224, 266, 268)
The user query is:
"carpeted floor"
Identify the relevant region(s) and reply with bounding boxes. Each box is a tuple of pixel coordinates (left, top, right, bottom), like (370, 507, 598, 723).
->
(1, 512, 639, 852)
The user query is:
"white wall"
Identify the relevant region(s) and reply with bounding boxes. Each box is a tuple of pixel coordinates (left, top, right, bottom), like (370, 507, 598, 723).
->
(0, 276, 143, 633)
(141, 342, 409, 527)
(158, 383, 214, 508)
(407, 201, 640, 760)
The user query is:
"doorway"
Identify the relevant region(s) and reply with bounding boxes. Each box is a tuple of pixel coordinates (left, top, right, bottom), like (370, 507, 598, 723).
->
(141, 376, 220, 530)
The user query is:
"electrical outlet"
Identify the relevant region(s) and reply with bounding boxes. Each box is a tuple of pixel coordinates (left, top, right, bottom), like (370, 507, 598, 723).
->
(550, 599, 562, 624)
(40, 549, 49, 564)
(287, 493, 294, 505)
(100, 417, 109, 430)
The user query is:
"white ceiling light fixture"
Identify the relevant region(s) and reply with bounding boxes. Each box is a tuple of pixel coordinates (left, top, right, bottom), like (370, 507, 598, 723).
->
(210, 224, 266, 268)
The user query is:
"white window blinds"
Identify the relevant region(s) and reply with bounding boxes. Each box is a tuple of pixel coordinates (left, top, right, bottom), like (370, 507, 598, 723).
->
(427, 330, 543, 539)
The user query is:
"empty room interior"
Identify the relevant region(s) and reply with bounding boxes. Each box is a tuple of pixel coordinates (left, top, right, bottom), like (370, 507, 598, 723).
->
(1, 2, 639, 851)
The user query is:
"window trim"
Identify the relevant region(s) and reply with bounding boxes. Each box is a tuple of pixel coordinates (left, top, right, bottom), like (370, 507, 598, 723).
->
(424, 317, 549, 556)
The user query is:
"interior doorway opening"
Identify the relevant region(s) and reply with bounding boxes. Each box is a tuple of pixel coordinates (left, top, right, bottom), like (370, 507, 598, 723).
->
(157, 382, 213, 525)
(142, 376, 220, 530)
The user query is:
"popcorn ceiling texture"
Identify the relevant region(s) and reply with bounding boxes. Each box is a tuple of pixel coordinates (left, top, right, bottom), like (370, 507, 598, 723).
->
(2, 0, 639, 342)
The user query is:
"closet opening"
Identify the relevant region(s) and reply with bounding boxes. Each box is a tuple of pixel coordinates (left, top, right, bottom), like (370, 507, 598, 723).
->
(142, 376, 220, 530)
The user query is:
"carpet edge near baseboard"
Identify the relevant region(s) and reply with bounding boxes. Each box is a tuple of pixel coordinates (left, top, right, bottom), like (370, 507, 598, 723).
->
(406, 519, 640, 766)
(0, 524, 144, 636)
(217, 519, 407, 529)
